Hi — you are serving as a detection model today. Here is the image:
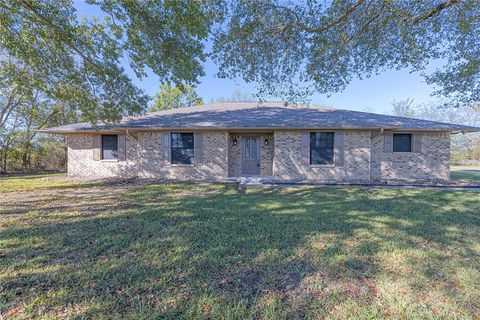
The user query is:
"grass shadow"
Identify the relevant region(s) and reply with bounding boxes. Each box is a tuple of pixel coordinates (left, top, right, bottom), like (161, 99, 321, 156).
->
(1, 184, 479, 318)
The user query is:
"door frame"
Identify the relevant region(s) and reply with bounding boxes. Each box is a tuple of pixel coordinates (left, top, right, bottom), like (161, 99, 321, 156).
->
(241, 135, 261, 175)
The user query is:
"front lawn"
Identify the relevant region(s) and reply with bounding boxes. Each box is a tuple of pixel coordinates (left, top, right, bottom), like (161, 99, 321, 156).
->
(1, 176, 479, 319)
(450, 171, 480, 181)
(0, 173, 86, 192)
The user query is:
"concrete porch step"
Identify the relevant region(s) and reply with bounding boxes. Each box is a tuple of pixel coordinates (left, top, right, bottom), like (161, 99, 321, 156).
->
(228, 176, 273, 189)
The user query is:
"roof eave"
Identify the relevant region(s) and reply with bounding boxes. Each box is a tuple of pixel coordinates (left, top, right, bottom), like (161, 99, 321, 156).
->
(38, 125, 480, 134)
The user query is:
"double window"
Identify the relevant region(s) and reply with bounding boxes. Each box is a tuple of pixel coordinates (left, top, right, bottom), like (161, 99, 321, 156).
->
(171, 133, 194, 164)
(101, 134, 118, 160)
(393, 134, 412, 152)
(310, 132, 334, 165)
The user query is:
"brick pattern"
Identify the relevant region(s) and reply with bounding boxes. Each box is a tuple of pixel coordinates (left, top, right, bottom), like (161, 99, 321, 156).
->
(67, 133, 138, 180)
(260, 133, 274, 176)
(370, 131, 450, 181)
(137, 131, 228, 180)
(228, 133, 274, 177)
(228, 134, 242, 177)
(272, 131, 371, 182)
(67, 130, 451, 182)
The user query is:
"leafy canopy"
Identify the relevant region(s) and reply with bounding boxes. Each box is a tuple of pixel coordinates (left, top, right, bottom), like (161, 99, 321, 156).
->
(0, 0, 221, 123)
(151, 84, 203, 111)
(212, 0, 480, 107)
(0, 0, 479, 127)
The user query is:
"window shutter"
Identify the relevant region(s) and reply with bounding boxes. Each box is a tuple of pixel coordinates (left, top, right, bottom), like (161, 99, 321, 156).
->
(384, 133, 393, 153)
(92, 134, 101, 160)
(412, 133, 422, 153)
(301, 132, 310, 165)
(118, 134, 126, 161)
(334, 132, 345, 166)
(194, 133, 203, 165)
(162, 133, 170, 162)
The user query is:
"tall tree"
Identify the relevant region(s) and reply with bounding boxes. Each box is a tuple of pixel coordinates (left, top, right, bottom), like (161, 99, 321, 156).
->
(1, 0, 480, 126)
(0, 0, 221, 123)
(151, 84, 203, 111)
(213, 0, 480, 106)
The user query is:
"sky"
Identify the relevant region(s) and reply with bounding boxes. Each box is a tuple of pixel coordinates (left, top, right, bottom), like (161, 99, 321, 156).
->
(74, 1, 441, 115)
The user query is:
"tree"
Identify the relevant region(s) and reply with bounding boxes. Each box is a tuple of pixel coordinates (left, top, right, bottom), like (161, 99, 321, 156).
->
(213, 0, 480, 106)
(150, 84, 203, 111)
(1, 0, 480, 127)
(0, 0, 221, 123)
(212, 88, 255, 103)
(391, 99, 416, 118)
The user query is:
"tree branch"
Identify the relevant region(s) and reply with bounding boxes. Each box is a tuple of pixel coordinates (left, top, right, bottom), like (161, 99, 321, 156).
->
(260, 0, 366, 34)
(18, 0, 102, 69)
(0, 89, 21, 129)
(412, 0, 460, 23)
(309, 0, 366, 33)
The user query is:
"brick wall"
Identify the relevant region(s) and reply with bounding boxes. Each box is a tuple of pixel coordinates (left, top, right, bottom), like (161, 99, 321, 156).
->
(371, 131, 450, 181)
(137, 131, 229, 180)
(67, 130, 451, 182)
(67, 133, 138, 180)
(272, 131, 371, 182)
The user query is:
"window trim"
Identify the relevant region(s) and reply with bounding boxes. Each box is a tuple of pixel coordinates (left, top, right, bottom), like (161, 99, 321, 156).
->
(170, 132, 195, 165)
(309, 131, 335, 165)
(101, 134, 118, 160)
(392, 133, 413, 153)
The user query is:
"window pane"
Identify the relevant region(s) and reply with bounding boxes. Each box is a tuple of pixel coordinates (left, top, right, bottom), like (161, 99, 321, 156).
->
(393, 134, 412, 152)
(245, 139, 250, 158)
(251, 138, 257, 158)
(310, 132, 334, 165)
(171, 133, 194, 164)
(102, 135, 118, 160)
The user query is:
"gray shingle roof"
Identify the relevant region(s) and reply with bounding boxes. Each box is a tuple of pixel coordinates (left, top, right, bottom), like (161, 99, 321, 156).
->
(39, 102, 480, 133)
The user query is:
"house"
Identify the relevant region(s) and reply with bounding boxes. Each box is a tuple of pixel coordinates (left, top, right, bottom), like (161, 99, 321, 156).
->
(40, 102, 480, 183)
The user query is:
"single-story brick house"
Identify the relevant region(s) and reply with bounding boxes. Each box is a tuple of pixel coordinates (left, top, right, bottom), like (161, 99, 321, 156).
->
(40, 102, 480, 182)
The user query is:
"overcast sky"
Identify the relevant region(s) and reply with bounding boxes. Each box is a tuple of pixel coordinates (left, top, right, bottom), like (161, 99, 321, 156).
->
(75, 1, 442, 115)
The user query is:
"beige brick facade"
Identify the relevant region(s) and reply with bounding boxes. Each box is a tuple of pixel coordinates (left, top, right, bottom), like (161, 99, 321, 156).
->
(370, 131, 450, 181)
(137, 131, 229, 180)
(67, 133, 138, 180)
(272, 131, 371, 182)
(67, 129, 451, 182)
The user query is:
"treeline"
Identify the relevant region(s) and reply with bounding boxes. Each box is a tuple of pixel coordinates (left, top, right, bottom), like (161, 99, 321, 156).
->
(1, 60, 79, 174)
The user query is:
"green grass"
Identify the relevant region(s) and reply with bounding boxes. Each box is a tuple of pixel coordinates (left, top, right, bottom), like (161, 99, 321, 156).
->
(450, 172, 480, 181)
(0, 173, 103, 192)
(450, 166, 480, 181)
(1, 175, 479, 319)
(0, 173, 75, 192)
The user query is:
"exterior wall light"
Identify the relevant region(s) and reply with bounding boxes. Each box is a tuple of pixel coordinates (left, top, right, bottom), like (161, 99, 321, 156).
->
(233, 138, 238, 146)
(264, 139, 269, 146)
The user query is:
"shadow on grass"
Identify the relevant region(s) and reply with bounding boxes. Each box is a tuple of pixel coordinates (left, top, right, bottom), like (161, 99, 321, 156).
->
(1, 184, 479, 318)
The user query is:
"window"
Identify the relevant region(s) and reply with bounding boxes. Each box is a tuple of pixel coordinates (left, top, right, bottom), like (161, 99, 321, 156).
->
(102, 134, 118, 160)
(171, 133, 194, 164)
(310, 132, 334, 165)
(393, 134, 412, 152)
